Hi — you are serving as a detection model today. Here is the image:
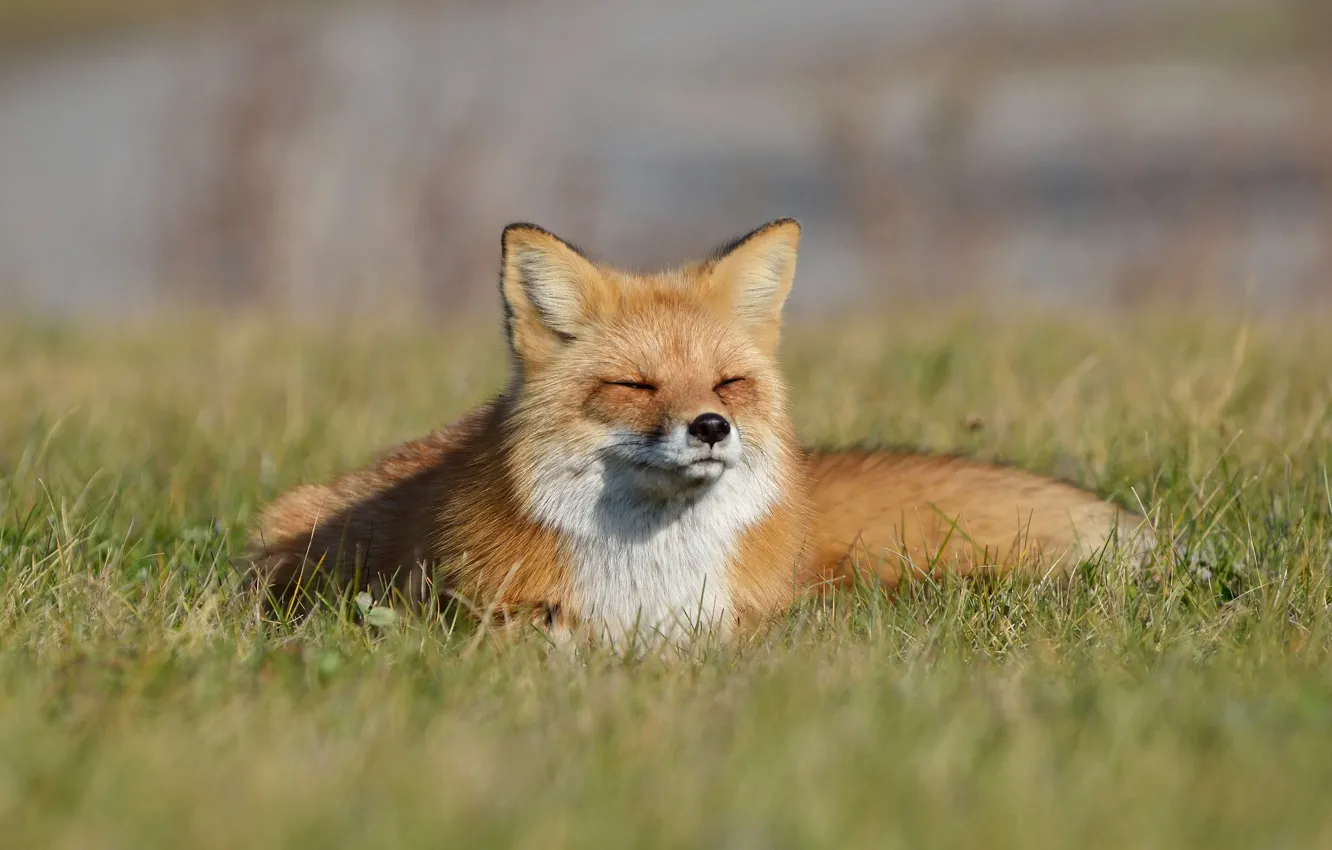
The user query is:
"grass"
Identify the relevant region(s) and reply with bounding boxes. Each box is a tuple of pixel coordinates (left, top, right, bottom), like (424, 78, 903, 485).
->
(0, 0, 328, 54)
(1, 312, 1330, 848)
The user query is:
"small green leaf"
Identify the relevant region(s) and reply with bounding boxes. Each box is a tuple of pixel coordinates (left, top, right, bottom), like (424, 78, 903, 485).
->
(365, 606, 399, 629)
(316, 651, 342, 679)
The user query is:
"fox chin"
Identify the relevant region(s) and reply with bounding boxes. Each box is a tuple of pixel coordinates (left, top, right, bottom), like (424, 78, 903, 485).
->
(247, 218, 1155, 648)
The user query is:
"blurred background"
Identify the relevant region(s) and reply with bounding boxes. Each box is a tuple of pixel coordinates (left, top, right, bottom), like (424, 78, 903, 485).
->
(1, 0, 1328, 319)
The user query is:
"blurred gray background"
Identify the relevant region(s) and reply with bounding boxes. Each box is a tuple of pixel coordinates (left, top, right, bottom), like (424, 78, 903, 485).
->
(1, 0, 1328, 318)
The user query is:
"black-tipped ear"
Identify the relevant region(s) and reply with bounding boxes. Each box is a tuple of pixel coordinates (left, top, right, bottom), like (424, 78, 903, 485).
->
(703, 218, 800, 353)
(499, 223, 610, 365)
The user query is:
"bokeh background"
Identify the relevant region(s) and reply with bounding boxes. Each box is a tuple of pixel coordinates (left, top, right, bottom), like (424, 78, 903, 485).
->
(2, 0, 1329, 319)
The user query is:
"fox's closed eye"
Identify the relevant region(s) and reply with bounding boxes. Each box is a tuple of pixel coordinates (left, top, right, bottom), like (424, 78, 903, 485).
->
(604, 380, 657, 391)
(714, 376, 746, 391)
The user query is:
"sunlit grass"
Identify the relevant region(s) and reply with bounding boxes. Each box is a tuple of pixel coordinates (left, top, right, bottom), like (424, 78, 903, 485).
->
(0, 313, 1330, 848)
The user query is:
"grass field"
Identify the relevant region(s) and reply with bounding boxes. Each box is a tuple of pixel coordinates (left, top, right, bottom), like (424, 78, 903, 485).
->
(1, 313, 1331, 848)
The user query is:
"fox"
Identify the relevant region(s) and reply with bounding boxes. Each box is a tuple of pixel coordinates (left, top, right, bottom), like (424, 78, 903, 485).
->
(248, 218, 1153, 646)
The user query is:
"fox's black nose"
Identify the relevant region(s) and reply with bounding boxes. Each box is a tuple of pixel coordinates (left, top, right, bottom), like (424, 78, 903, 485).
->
(688, 413, 731, 446)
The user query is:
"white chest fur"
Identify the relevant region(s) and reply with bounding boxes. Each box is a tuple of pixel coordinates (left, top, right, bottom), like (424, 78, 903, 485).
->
(526, 449, 781, 645)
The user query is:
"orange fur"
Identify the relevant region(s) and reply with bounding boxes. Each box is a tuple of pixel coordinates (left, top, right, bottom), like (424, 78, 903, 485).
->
(805, 450, 1144, 588)
(247, 219, 1151, 642)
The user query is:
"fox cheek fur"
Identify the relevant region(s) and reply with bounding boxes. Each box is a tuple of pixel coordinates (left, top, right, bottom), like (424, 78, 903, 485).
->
(248, 217, 1153, 648)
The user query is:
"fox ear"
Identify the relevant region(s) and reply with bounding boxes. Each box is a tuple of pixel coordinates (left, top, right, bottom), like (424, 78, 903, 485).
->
(704, 218, 800, 354)
(499, 223, 609, 364)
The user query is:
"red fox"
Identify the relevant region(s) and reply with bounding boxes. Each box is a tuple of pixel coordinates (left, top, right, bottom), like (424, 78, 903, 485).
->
(248, 219, 1152, 645)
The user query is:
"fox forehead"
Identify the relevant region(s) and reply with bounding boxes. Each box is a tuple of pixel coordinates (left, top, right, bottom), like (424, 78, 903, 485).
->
(568, 279, 764, 373)
(587, 267, 726, 329)
(501, 218, 799, 374)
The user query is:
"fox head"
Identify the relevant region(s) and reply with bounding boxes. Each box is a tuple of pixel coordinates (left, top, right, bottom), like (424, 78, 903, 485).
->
(497, 219, 803, 518)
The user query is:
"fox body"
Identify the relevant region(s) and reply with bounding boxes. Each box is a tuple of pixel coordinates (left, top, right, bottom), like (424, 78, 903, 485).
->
(250, 219, 1150, 644)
